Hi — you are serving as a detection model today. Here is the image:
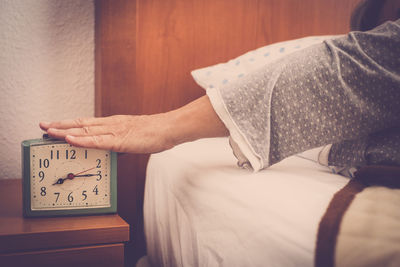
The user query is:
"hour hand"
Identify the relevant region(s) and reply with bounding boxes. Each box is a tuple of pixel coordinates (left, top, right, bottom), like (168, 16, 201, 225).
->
(52, 173, 74, 185)
(53, 178, 65, 185)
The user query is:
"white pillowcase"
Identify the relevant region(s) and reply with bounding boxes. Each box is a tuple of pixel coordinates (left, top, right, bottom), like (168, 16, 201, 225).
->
(191, 35, 339, 90)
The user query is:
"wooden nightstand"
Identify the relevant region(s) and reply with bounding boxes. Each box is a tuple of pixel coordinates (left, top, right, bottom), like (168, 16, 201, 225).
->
(0, 179, 129, 267)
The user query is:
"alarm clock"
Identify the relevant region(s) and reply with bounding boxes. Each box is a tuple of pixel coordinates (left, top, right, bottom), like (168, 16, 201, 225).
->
(21, 136, 117, 217)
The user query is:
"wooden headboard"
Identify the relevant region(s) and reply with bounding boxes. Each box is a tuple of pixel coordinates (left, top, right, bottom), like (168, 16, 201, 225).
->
(95, 0, 360, 264)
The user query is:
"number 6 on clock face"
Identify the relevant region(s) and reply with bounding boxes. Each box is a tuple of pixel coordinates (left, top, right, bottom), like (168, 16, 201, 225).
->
(21, 138, 117, 217)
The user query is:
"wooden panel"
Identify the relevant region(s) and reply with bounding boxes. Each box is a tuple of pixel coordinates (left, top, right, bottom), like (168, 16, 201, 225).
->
(95, 0, 138, 116)
(95, 0, 361, 264)
(0, 243, 124, 267)
(136, 0, 359, 114)
(95, 2, 145, 263)
(0, 179, 129, 254)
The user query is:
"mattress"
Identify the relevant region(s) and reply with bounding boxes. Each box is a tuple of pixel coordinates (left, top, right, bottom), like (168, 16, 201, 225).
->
(143, 137, 349, 267)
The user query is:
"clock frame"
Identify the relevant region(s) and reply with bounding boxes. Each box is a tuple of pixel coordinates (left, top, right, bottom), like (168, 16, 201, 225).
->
(21, 138, 117, 217)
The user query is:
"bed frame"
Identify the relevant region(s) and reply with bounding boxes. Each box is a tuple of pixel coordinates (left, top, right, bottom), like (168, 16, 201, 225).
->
(95, 0, 360, 264)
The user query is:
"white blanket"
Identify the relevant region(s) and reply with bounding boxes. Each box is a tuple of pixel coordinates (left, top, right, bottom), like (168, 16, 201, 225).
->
(144, 138, 349, 267)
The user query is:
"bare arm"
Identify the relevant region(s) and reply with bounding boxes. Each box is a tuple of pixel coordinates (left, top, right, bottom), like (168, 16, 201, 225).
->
(40, 95, 229, 153)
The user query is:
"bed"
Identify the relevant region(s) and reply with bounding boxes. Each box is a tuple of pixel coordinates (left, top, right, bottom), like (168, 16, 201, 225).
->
(141, 138, 400, 267)
(143, 138, 345, 266)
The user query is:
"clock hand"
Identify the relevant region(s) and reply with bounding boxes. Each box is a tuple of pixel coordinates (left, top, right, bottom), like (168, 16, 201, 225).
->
(73, 173, 100, 177)
(52, 166, 98, 185)
(52, 173, 75, 185)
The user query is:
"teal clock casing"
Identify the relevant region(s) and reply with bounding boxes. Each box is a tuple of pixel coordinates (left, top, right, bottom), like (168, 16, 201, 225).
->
(21, 137, 117, 217)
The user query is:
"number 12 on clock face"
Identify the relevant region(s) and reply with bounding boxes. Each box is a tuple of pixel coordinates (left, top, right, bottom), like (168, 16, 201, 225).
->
(21, 138, 117, 217)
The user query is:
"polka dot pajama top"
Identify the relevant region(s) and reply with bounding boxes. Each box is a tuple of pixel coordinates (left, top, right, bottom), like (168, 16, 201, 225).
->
(207, 19, 400, 171)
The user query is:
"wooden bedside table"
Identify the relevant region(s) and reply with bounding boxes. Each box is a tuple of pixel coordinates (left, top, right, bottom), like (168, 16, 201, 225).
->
(0, 179, 129, 267)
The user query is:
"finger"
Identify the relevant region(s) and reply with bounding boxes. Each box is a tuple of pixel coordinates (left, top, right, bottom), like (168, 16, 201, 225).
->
(47, 125, 114, 139)
(66, 135, 116, 151)
(41, 116, 118, 130)
(39, 121, 51, 131)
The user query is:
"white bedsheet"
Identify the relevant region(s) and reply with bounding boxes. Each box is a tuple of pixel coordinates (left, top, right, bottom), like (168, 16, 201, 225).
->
(144, 138, 349, 267)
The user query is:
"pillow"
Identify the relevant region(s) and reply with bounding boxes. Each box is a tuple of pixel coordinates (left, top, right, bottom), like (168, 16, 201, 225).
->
(191, 35, 339, 90)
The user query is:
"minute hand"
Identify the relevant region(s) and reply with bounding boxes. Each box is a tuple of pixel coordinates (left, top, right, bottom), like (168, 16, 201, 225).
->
(73, 174, 99, 177)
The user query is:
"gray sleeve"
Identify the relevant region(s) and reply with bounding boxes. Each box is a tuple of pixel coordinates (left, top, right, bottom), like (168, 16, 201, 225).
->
(329, 127, 400, 168)
(216, 19, 400, 170)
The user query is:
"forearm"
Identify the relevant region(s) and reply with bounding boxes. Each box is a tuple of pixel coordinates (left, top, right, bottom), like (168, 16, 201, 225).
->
(165, 95, 229, 147)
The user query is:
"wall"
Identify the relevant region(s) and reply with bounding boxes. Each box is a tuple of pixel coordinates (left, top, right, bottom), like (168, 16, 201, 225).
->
(0, 0, 94, 179)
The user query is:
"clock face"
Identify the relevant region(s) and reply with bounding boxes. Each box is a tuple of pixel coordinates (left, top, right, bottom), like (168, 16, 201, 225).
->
(29, 143, 111, 211)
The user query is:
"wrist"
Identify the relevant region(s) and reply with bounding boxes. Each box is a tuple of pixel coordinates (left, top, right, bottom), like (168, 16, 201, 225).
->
(159, 111, 181, 150)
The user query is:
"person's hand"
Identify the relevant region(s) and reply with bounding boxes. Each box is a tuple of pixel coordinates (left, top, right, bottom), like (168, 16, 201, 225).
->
(40, 96, 229, 154)
(40, 114, 174, 154)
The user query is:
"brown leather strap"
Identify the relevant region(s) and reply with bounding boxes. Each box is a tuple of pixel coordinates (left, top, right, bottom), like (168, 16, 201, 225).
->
(315, 178, 366, 267)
